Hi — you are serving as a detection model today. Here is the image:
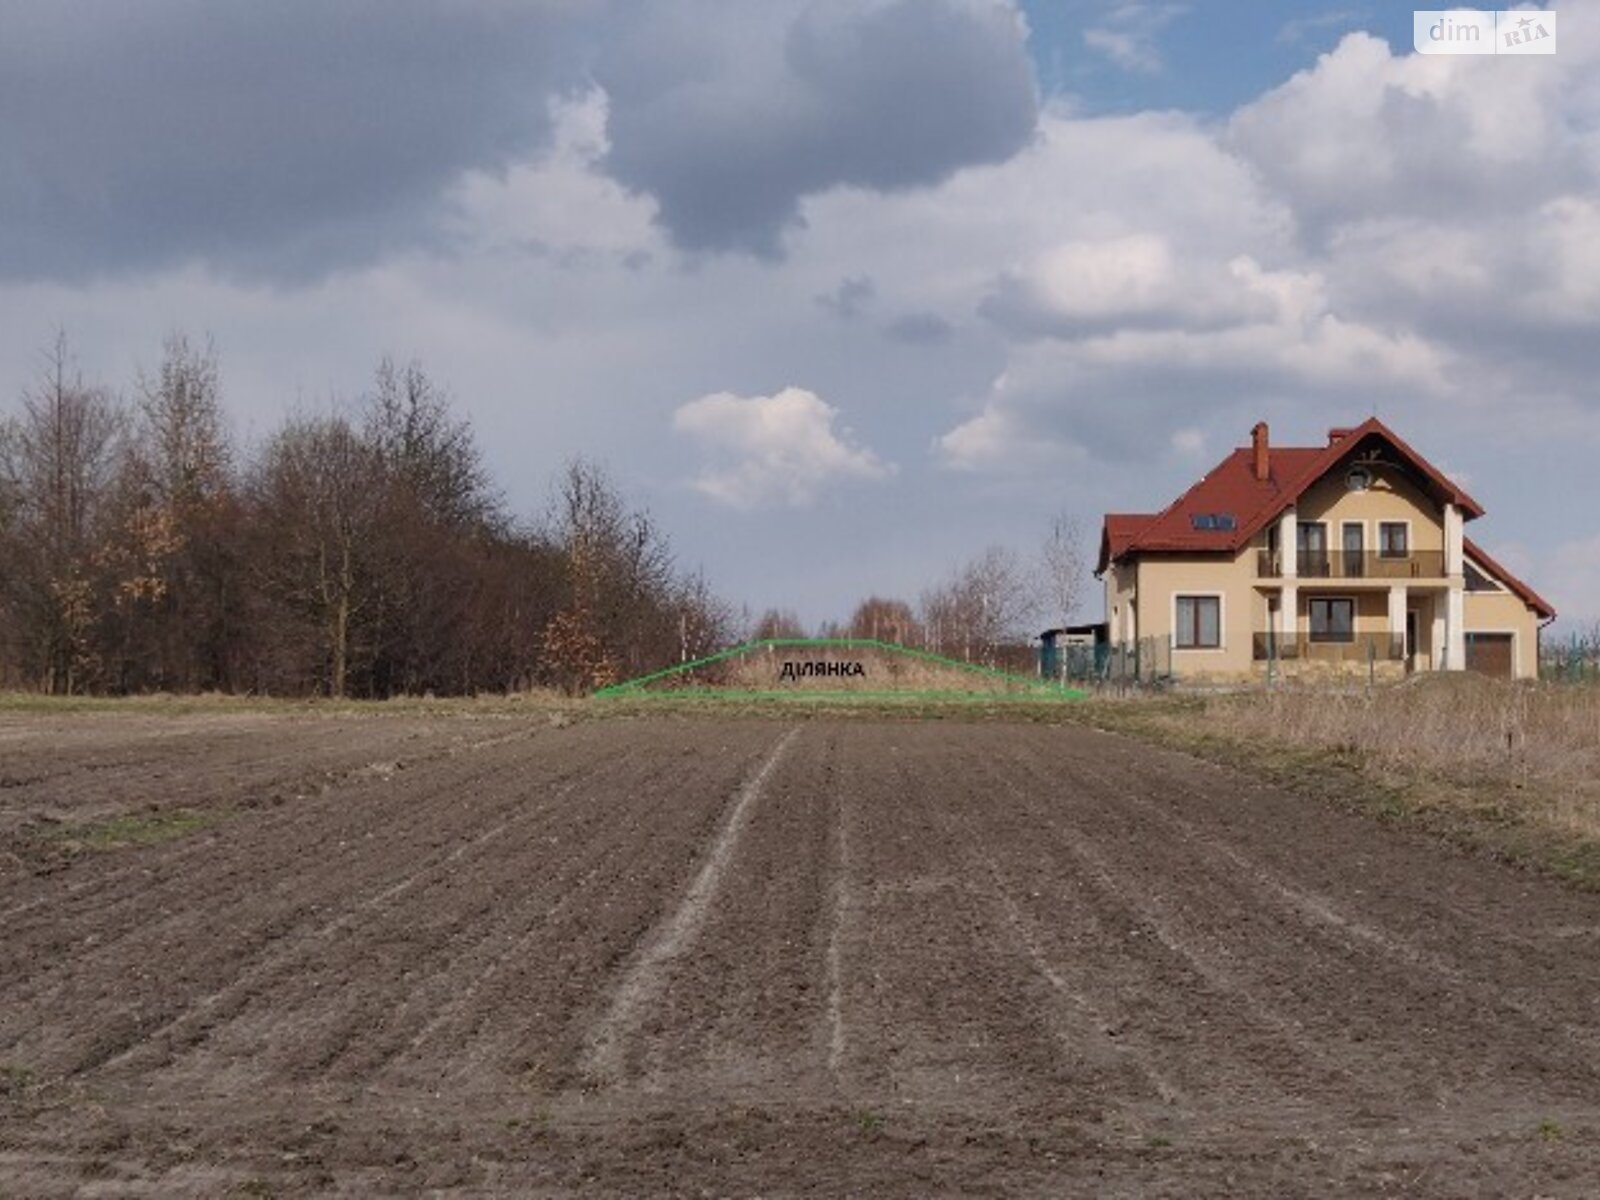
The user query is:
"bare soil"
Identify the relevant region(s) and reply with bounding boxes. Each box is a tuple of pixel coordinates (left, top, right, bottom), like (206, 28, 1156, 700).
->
(3, 710, 1599, 1196)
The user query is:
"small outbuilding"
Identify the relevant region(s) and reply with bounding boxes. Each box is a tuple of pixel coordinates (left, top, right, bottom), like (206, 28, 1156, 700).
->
(1040, 622, 1108, 680)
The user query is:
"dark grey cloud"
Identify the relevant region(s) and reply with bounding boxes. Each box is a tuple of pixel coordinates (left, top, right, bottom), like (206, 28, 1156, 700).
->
(816, 275, 876, 318)
(595, 0, 1039, 255)
(883, 312, 953, 345)
(0, 0, 592, 281)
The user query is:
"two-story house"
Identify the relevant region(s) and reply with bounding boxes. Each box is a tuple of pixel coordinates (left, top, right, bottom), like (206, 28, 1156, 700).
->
(1095, 419, 1555, 681)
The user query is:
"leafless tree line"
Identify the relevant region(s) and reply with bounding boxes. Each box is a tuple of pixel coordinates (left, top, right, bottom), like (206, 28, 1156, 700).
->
(749, 514, 1089, 669)
(0, 334, 734, 696)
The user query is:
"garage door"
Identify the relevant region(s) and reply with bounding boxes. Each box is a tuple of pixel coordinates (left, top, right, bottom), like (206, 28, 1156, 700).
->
(1465, 633, 1513, 678)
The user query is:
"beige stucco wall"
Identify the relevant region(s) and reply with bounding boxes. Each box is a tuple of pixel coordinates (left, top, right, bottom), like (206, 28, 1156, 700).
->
(1100, 458, 1549, 683)
(1132, 550, 1265, 679)
(1293, 464, 1445, 552)
(1104, 560, 1139, 644)
(1293, 588, 1392, 640)
(1464, 588, 1543, 678)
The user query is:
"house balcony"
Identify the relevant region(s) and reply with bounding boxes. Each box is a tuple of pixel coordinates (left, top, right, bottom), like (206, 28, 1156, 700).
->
(1252, 633, 1406, 662)
(1255, 549, 1446, 581)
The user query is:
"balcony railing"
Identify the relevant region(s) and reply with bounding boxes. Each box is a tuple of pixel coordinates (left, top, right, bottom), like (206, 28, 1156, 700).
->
(1252, 633, 1406, 662)
(1255, 549, 1445, 580)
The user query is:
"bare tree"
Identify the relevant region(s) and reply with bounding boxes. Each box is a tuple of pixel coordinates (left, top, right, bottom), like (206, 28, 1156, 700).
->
(847, 596, 921, 645)
(0, 348, 733, 698)
(102, 332, 239, 690)
(365, 358, 494, 529)
(0, 334, 124, 692)
(751, 608, 808, 640)
(136, 333, 230, 508)
(250, 415, 379, 697)
(920, 544, 1034, 663)
(673, 569, 736, 662)
(1039, 512, 1087, 630)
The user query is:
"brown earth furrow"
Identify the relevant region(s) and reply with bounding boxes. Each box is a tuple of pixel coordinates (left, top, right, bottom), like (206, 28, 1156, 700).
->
(588, 724, 833, 1100)
(904, 728, 1317, 1126)
(0, 737, 537, 992)
(0, 718, 483, 930)
(1031, 733, 1600, 1104)
(242, 727, 781, 1090)
(0, 728, 606, 1072)
(112, 748, 652, 1085)
(0, 717, 525, 925)
(580, 725, 801, 1085)
(823, 756, 852, 1081)
(1095, 755, 1600, 1058)
(4, 714, 1600, 1198)
(382, 726, 796, 1092)
(1068, 725, 1600, 982)
(977, 726, 1600, 1136)
(0, 715, 432, 817)
(827, 726, 1096, 1121)
(976, 854, 1185, 1107)
(0, 719, 548, 943)
(1079, 731, 1600, 1024)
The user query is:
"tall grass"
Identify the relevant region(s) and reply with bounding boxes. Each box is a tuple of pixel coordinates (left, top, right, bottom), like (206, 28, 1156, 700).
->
(1165, 676, 1600, 839)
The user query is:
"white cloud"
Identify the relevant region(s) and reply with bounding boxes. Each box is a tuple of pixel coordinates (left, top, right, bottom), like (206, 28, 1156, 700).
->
(1276, 9, 1364, 48)
(1083, 3, 1188, 75)
(672, 387, 895, 508)
(1029, 234, 1176, 316)
(934, 376, 1085, 471)
(1227, 28, 1600, 238)
(445, 90, 659, 262)
(2, 4, 1597, 626)
(1170, 427, 1206, 457)
(1083, 28, 1160, 74)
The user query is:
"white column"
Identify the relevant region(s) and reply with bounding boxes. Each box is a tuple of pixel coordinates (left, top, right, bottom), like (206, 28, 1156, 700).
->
(1388, 585, 1406, 661)
(1444, 503, 1464, 577)
(1278, 506, 1298, 579)
(1431, 607, 1446, 670)
(1446, 584, 1466, 670)
(1281, 583, 1298, 652)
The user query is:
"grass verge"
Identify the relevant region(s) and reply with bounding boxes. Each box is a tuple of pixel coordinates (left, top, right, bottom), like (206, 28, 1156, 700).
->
(1073, 677, 1600, 891)
(35, 808, 218, 854)
(0, 689, 574, 719)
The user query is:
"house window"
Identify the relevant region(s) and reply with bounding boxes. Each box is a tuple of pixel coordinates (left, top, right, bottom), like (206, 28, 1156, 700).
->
(1309, 597, 1355, 643)
(1297, 522, 1329, 576)
(1175, 595, 1221, 649)
(1342, 522, 1365, 577)
(1379, 522, 1409, 558)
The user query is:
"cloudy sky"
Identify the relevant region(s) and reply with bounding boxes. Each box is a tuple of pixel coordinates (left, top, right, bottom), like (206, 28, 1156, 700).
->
(2, 0, 1596, 629)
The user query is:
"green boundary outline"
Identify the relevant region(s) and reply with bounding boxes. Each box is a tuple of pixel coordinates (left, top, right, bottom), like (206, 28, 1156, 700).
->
(594, 638, 1084, 701)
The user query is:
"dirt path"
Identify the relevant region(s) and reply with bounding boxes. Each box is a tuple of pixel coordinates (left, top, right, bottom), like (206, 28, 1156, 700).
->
(2, 714, 1598, 1195)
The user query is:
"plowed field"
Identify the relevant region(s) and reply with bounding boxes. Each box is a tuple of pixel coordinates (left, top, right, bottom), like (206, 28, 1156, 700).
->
(3, 711, 1599, 1196)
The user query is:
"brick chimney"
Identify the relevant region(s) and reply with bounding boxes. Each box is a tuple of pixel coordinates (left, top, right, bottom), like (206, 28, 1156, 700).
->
(1251, 421, 1270, 482)
(1327, 426, 1357, 446)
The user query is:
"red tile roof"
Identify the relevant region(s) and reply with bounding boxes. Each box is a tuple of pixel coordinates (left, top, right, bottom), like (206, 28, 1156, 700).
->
(1098, 418, 1551, 617)
(1097, 418, 1491, 574)
(1100, 513, 1157, 568)
(1464, 536, 1556, 619)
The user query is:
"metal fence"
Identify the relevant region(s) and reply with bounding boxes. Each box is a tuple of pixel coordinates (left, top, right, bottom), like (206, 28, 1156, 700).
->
(1540, 634, 1600, 684)
(1256, 550, 1445, 580)
(1042, 636, 1173, 687)
(1252, 633, 1406, 663)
